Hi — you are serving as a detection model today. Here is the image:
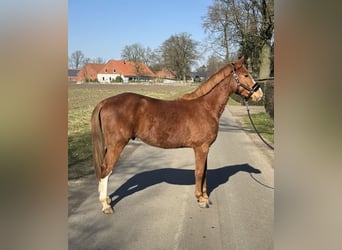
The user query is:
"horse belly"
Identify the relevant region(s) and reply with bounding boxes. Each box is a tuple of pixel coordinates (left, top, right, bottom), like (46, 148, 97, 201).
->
(134, 98, 217, 148)
(137, 121, 190, 148)
(135, 110, 191, 148)
(136, 116, 216, 149)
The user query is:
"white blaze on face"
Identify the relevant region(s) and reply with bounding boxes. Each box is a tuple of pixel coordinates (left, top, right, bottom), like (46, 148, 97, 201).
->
(251, 88, 263, 102)
(248, 74, 263, 102)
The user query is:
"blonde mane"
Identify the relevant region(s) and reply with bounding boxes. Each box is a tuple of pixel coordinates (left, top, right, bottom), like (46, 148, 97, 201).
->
(178, 63, 233, 100)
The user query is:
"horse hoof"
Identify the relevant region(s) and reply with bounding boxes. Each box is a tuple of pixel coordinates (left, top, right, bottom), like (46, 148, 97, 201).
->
(198, 200, 209, 208)
(106, 197, 111, 204)
(102, 207, 114, 214)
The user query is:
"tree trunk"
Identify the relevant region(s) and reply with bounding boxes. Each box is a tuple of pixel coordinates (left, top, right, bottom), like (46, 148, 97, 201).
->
(258, 40, 272, 78)
(223, 26, 230, 63)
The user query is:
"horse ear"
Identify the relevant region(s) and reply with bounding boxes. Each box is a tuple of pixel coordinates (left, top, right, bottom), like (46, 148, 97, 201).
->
(234, 56, 244, 69)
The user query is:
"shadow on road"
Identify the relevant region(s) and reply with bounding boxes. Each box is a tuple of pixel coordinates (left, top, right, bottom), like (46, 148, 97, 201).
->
(109, 163, 261, 207)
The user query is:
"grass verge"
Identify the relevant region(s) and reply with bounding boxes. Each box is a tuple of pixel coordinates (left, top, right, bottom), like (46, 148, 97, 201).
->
(242, 112, 274, 144)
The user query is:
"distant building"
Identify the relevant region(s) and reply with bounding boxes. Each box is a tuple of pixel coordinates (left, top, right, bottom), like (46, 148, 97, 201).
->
(192, 70, 209, 83)
(77, 63, 106, 83)
(154, 68, 177, 83)
(76, 60, 155, 84)
(97, 60, 155, 83)
(68, 69, 79, 82)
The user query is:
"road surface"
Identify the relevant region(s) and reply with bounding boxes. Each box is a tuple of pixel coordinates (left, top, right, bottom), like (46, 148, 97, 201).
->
(68, 107, 274, 250)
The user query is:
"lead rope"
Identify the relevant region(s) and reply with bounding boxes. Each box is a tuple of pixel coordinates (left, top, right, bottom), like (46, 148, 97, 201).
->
(245, 100, 275, 190)
(244, 100, 274, 150)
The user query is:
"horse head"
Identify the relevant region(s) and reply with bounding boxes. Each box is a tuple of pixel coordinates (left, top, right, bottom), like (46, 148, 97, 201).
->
(232, 57, 263, 102)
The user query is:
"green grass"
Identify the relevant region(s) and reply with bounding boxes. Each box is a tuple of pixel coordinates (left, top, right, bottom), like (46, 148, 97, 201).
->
(242, 112, 274, 144)
(227, 98, 240, 106)
(68, 83, 197, 179)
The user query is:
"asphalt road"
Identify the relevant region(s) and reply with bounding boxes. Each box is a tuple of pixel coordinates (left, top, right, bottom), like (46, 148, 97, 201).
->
(68, 107, 274, 250)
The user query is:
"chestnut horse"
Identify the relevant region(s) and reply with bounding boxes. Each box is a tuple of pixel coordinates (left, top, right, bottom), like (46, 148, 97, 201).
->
(91, 56, 263, 214)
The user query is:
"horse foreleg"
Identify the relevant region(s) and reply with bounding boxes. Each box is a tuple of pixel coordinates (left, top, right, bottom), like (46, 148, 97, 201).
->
(202, 158, 209, 200)
(194, 146, 209, 208)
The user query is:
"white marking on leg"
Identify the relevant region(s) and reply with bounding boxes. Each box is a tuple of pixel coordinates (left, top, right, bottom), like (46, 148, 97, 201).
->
(98, 172, 111, 211)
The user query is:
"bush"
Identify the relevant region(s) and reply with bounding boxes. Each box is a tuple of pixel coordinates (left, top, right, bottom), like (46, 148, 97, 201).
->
(85, 78, 97, 83)
(115, 76, 123, 82)
(264, 80, 274, 119)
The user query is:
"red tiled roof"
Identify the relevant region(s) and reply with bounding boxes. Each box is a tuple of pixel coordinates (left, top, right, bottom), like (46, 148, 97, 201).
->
(99, 60, 155, 77)
(77, 63, 105, 81)
(154, 68, 176, 79)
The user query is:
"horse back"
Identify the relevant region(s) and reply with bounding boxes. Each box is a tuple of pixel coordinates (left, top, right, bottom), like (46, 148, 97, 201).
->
(99, 92, 218, 148)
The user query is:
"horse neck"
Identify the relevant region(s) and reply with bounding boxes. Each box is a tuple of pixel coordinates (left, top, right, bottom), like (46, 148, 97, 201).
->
(201, 73, 235, 119)
(178, 64, 233, 101)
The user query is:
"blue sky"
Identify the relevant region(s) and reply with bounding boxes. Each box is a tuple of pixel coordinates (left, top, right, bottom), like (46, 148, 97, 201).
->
(68, 0, 213, 63)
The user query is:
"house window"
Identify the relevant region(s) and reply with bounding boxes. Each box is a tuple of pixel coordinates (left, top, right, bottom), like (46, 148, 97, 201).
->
(102, 77, 105, 81)
(113, 68, 116, 73)
(105, 69, 107, 73)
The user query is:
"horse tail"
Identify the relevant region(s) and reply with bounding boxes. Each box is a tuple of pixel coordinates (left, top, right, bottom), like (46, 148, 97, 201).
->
(91, 102, 105, 180)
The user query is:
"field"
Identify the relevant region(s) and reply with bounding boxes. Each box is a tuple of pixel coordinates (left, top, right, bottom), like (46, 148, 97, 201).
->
(68, 83, 199, 179)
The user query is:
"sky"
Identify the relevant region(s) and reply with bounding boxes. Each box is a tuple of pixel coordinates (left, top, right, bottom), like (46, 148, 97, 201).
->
(68, 0, 213, 64)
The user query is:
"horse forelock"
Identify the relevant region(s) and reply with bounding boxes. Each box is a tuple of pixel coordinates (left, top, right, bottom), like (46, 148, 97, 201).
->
(178, 64, 233, 100)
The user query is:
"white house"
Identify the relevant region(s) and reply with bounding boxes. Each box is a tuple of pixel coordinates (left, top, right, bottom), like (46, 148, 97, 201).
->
(97, 60, 155, 83)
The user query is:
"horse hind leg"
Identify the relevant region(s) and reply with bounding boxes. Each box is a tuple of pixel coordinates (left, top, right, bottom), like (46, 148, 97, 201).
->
(98, 142, 127, 214)
(99, 173, 113, 214)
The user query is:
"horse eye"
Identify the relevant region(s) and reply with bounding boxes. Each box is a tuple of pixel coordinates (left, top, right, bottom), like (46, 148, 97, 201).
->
(244, 74, 249, 77)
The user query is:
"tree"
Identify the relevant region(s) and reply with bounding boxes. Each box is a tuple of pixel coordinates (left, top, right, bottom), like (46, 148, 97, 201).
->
(144, 47, 153, 66)
(232, 0, 274, 77)
(202, 0, 235, 62)
(202, 0, 274, 77)
(83, 57, 92, 65)
(121, 43, 149, 63)
(230, 0, 263, 71)
(93, 57, 105, 64)
(207, 54, 226, 76)
(252, 0, 274, 78)
(70, 50, 85, 69)
(121, 43, 152, 80)
(161, 33, 199, 81)
(148, 48, 164, 72)
(68, 55, 72, 69)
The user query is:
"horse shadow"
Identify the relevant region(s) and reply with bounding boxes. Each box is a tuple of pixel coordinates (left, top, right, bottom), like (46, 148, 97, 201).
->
(109, 163, 261, 207)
